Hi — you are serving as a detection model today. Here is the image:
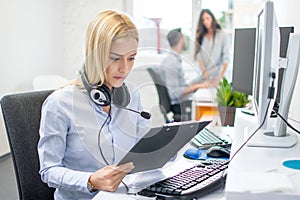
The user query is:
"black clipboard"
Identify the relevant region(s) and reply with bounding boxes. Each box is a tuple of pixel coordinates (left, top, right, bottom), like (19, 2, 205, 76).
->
(118, 120, 211, 173)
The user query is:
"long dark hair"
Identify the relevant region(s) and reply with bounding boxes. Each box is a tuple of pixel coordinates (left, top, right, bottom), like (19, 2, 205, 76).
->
(194, 9, 221, 59)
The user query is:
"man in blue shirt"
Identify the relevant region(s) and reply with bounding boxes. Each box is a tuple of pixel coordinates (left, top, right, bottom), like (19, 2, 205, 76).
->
(160, 28, 216, 121)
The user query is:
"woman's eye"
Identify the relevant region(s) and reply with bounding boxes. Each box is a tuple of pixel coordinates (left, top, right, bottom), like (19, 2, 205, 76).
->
(128, 57, 135, 61)
(111, 57, 120, 61)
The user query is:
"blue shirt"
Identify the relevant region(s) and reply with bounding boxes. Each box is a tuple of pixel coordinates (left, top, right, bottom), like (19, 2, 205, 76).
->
(160, 51, 190, 105)
(38, 85, 151, 200)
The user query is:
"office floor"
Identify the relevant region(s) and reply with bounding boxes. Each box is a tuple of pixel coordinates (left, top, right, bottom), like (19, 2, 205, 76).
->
(0, 153, 18, 200)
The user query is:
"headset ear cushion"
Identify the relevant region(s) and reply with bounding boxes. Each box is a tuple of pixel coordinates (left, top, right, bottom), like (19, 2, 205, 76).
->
(90, 84, 111, 106)
(112, 84, 130, 108)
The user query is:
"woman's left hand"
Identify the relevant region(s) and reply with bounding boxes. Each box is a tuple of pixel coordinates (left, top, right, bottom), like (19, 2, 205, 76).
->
(88, 162, 134, 192)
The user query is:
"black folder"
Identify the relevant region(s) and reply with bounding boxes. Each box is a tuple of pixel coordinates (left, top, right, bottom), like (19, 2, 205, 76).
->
(118, 120, 211, 173)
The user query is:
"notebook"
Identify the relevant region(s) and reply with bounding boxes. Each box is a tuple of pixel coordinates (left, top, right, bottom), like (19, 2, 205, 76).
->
(118, 120, 211, 173)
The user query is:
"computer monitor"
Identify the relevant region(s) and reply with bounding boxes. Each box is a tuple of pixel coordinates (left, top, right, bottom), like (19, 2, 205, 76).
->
(274, 33, 300, 138)
(275, 26, 294, 109)
(232, 28, 256, 95)
(231, 27, 294, 98)
(248, 0, 300, 148)
(252, 0, 280, 129)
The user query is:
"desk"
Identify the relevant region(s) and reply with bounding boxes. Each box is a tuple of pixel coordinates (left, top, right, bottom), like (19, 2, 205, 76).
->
(91, 109, 300, 199)
(92, 126, 234, 200)
(225, 108, 300, 199)
(192, 89, 219, 121)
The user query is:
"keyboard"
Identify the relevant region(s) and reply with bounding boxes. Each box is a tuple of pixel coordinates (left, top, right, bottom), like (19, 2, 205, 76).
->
(138, 159, 229, 200)
(191, 128, 230, 149)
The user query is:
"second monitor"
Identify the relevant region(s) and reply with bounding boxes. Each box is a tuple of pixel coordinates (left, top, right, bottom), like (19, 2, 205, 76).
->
(232, 26, 294, 98)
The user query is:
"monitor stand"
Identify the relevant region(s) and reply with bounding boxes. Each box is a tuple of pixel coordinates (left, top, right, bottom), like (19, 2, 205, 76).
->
(246, 129, 298, 148)
(247, 34, 300, 148)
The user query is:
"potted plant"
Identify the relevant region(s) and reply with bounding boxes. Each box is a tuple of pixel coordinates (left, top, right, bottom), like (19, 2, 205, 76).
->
(216, 77, 250, 126)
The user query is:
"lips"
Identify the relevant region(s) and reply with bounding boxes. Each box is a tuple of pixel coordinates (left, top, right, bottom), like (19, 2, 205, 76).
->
(114, 76, 125, 80)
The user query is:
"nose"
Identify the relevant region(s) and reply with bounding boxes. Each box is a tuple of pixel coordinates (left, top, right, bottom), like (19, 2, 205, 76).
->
(119, 58, 131, 73)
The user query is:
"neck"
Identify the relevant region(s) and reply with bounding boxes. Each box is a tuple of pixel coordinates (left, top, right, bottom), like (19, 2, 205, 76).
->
(103, 82, 113, 91)
(207, 28, 214, 34)
(102, 105, 111, 114)
(172, 46, 182, 55)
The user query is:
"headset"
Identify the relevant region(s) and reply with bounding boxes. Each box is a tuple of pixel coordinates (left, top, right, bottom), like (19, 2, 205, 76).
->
(80, 64, 151, 119)
(80, 66, 130, 108)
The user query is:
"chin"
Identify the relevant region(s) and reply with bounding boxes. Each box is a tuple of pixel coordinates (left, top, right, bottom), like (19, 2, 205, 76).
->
(113, 82, 124, 88)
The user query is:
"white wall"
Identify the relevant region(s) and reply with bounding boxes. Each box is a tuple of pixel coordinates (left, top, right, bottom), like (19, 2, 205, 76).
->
(0, 0, 125, 96)
(0, 0, 64, 156)
(273, 0, 300, 33)
(0, 0, 63, 95)
(0, 0, 125, 156)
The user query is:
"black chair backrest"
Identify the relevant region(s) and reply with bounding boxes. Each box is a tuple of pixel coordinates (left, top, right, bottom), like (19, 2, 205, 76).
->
(1, 90, 55, 200)
(147, 67, 173, 122)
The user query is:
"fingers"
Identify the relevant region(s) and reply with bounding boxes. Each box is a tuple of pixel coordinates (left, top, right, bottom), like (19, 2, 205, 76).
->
(89, 162, 134, 192)
(203, 71, 210, 80)
(206, 79, 218, 88)
(116, 162, 135, 173)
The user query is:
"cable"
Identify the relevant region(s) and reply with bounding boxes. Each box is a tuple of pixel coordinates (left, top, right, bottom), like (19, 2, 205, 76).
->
(97, 107, 112, 166)
(121, 180, 129, 193)
(221, 73, 276, 183)
(220, 99, 272, 184)
(229, 99, 271, 163)
(97, 106, 129, 193)
(272, 109, 300, 134)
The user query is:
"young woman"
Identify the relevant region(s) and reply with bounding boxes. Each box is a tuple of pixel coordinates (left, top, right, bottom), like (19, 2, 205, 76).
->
(194, 9, 230, 83)
(38, 10, 151, 199)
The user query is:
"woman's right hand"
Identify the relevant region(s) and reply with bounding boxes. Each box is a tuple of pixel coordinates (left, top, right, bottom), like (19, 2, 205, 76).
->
(88, 162, 134, 192)
(203, 70, 210, 80)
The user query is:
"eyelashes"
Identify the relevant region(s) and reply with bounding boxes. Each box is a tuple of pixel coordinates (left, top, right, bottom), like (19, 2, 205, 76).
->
(110, 57, 135, 61)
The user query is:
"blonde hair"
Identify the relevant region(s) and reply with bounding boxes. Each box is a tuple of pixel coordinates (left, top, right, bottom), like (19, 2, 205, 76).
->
(79, 10, 138, 87)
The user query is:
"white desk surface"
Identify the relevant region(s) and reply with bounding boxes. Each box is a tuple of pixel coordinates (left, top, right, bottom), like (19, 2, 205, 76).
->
(193, 88, 217, 104)
(225, 108, 300, 200)
(92, 126, 234, 200)
(92, 110, 300, 200)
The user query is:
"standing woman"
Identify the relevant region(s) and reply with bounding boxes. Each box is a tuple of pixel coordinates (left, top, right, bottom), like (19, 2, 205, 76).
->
(194, 9, 230, 83)
(38, 10, 150, 199)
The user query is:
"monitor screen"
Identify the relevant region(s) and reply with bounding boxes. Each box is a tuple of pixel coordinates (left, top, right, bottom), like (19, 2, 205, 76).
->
(232, 28, 256, 95)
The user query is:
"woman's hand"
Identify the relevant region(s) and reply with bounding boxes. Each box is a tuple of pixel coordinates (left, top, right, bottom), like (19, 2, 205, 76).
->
(89, 162, 134, 192)
(203, 70, 210, 80)
(214, 75, 222, 84)
(206, 78, 219, 88)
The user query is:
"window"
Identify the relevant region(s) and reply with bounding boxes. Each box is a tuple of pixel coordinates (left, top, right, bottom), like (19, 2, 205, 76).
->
(132, 0, 193, 54)
(131, 0, 232, 58)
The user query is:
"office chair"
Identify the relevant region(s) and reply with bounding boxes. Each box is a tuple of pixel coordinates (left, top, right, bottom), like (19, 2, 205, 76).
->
(1, 90, 55, 200)
(147, 66, 191, 122)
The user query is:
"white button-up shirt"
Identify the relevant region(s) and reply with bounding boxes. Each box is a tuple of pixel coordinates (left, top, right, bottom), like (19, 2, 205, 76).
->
(38, 85, 151, 200)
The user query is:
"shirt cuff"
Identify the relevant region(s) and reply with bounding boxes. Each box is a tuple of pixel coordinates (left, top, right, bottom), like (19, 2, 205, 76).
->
(61, 170, 94, 193)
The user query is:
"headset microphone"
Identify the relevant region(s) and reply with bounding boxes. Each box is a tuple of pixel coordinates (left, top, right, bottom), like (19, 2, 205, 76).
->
(121, 107, 151, 119)
(80, 63, 151, 120)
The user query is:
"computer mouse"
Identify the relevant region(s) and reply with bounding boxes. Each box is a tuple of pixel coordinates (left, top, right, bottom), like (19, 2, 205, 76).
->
(183, 148, 202, 160)
(206, 146, 231, 158)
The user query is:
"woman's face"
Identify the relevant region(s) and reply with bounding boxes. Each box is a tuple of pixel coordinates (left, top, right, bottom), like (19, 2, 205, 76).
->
(105, 37, 138, 89)
(202, 12, 213, 30)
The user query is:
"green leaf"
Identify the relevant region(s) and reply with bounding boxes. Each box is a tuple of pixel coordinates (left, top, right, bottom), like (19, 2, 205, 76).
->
(216, 77, 249, 107)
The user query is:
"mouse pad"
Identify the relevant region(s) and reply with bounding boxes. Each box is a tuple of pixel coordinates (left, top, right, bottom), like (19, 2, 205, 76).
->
(184, 149, 230, 160)
(118, 120, 211, 173)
